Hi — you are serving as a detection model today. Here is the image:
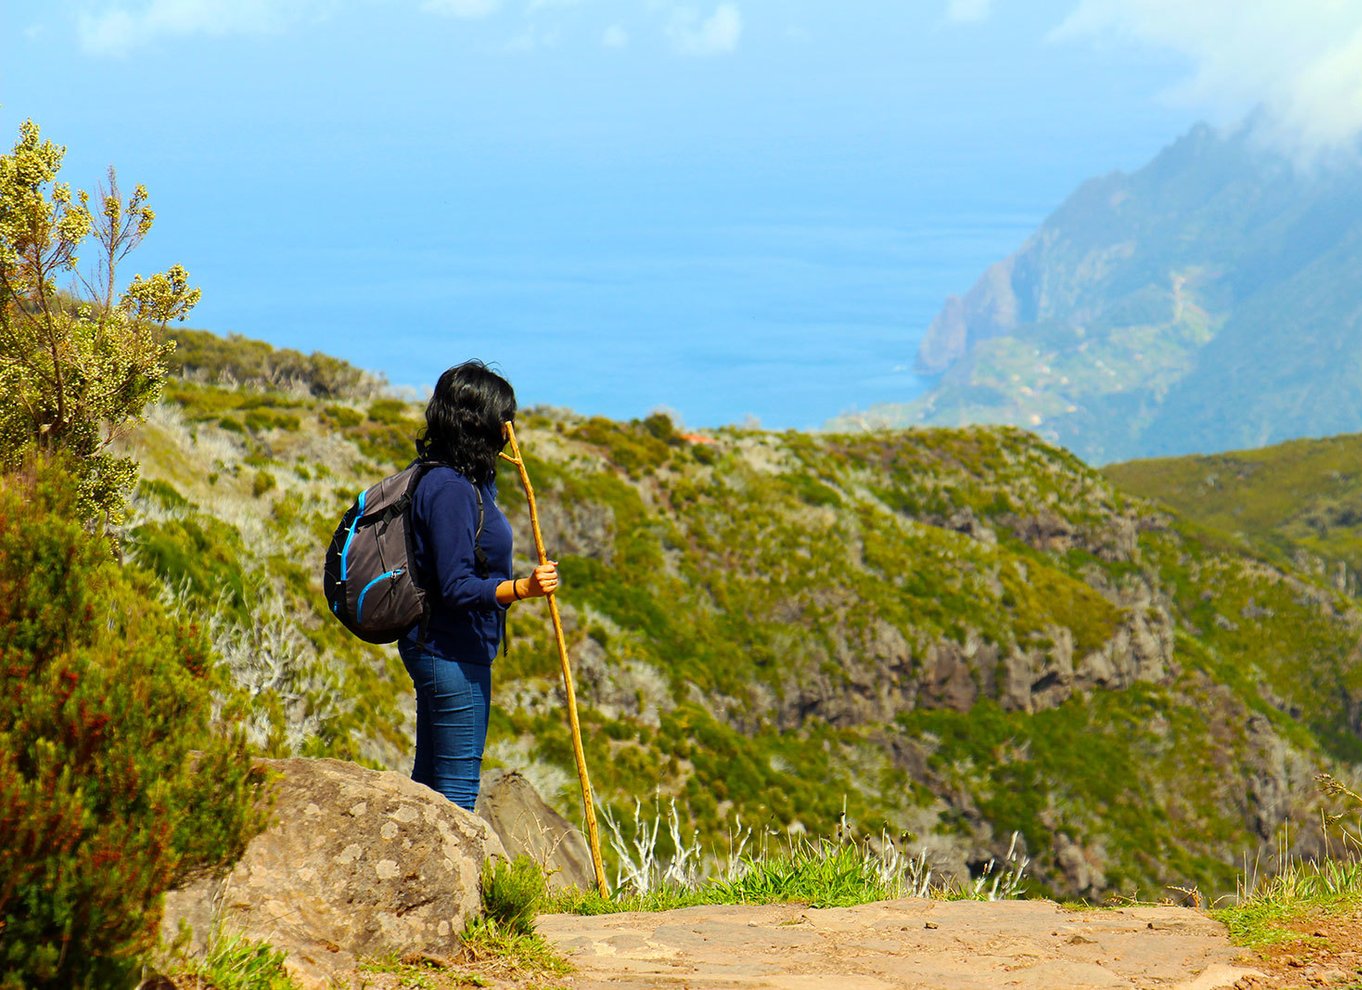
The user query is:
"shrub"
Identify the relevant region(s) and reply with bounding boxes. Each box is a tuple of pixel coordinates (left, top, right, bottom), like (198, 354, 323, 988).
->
(130, 514, 247, 613)
(641, 412, 678, 444)
(167, 328, 375, 399)
(0, 458, 268, 989)
(571, 417, 673, 477)
(138, 477, 189, 510)
(321, 404, 363, 429)
(244, 410, 301, 434)
(367, 399, 412, 425)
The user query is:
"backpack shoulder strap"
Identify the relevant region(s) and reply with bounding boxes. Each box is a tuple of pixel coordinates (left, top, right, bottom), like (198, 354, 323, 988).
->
(407, 459, 439, 649)
(471, 483, 489, 579)
(470, 483, 508, 657)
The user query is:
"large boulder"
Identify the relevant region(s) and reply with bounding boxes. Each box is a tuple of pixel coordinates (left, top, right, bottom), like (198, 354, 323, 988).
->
(476, 768, 596, 892)
(161, 757, 505, 989)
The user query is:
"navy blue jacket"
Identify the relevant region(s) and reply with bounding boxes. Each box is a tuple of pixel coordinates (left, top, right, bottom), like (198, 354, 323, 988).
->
(404, 465, 512, 663)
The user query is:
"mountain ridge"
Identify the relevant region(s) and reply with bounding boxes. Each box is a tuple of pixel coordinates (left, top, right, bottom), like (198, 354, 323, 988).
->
(837, 121, 1362, 463)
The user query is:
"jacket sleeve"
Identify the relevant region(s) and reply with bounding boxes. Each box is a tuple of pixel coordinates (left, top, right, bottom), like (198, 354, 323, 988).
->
(416, 474, 505, 611)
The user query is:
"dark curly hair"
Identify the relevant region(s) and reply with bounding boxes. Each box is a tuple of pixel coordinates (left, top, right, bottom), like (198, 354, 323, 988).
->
(416, 360, 517, 484)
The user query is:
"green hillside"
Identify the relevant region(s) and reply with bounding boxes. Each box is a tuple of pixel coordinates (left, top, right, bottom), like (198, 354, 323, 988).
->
(1105, 432, 1362, 596)
(837, 121, 1362, 463)
(118, 333, 1362, 902)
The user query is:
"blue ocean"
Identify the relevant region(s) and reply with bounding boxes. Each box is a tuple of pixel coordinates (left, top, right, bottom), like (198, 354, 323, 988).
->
(179, 162, 1052, 431)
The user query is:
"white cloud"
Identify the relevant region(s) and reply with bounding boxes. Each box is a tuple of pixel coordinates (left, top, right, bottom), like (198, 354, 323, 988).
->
(668, 3, 741, 57)
(602, 23, 628, 48)
(1057, 0, 1362, 156)
(423, 0, 501, 18)
(945, 0, 991, 24)
(78, 0, 313, 55)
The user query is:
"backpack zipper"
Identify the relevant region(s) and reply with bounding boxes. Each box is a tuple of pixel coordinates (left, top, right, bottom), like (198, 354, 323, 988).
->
(356, 566, 404, 623)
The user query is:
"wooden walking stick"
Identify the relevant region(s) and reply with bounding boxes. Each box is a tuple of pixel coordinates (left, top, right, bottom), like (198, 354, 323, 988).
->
(500, 422, 610, 897)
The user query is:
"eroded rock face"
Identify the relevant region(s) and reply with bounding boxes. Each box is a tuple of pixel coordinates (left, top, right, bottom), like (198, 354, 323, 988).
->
(770, 573, 1178, 729)
(476, 768, 595, 892)
(162, 757, 505, 989)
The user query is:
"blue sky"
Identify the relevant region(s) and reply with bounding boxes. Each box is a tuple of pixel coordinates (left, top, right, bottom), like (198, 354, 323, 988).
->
(6, 1, 1357, 427)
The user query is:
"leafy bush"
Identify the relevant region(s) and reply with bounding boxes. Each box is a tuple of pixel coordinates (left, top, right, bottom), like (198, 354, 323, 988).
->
(131, 514, 247, 613)
(244, 409, 301, 434)
(138, 477, 189, 510)
(0, 458, 268, 989)
(571, 416, 673, 477)
(321, 404, 363, 429)
(366, 399, 411, 425)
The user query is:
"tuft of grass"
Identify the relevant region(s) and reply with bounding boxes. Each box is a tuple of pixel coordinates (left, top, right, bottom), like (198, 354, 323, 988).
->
(176, 930, 300, 990)
(707, 840, 900, 908)
(480, 855, 548, 936)
(358, 953, 492, 988)
(445, 855, 572, 987)
(459, 920, 572, 980)
(549, 884, 719, 915)
(547, 801, 1026, 915)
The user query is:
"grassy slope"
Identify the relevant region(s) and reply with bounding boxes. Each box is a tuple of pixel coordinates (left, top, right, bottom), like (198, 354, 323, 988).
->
(120, 363, 1362, 901)
(1104, 433, 1362, 588)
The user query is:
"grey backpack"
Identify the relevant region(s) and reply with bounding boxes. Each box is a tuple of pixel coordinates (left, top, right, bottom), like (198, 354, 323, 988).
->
(323, 460, 485, 644)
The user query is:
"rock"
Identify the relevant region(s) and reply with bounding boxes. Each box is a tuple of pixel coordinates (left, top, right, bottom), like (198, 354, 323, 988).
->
(1053, 832, 1106, 897)
(915, 256, 1020, 375)
(516, 490, 615, 563)
(476, 768, 596, 892)
(1009, 509, 1078, 555)
(1241, 713, 1319, 846)
(918, 633, 995, 712)
(161, 757, 506, 989)
(1001, 631, 1075, 713)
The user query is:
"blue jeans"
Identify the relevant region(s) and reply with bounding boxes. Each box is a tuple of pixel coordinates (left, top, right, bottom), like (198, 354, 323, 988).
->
(399, 640, 492, 811)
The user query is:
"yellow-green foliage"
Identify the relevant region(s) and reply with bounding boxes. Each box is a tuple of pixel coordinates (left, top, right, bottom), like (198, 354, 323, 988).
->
(168, 327, 374, 398)
(0, 120, 198, 524)
(1106, 433, 1362, 586)
(176, 930, 300, 990)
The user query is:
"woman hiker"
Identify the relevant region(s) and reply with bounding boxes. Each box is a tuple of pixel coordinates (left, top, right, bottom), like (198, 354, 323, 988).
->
(402, 359, 559, 810)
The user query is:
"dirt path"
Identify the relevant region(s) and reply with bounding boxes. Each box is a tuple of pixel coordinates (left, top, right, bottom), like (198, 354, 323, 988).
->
(536, 898, 1264, 990)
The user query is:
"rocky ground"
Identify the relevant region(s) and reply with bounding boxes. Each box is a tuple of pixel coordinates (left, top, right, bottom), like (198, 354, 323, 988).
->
(534, 898, 1253, 989)
(280, 898, 1362, 990)
(1229, 904, 1362, 989)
